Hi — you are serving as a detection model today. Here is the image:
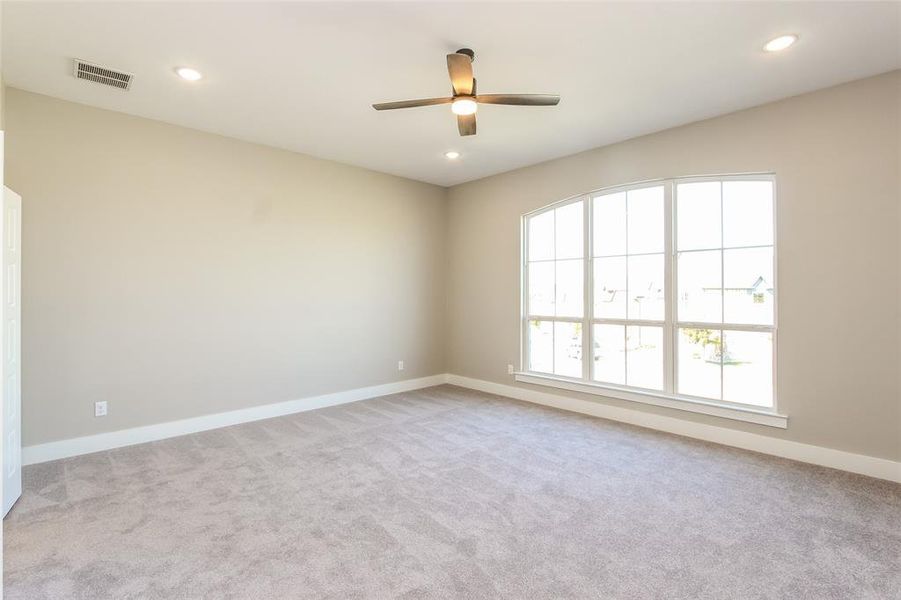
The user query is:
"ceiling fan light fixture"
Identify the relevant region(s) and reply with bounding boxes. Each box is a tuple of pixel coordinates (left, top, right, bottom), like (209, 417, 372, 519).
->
(371, 49, 559, 136)
(451, 98, 478, 116)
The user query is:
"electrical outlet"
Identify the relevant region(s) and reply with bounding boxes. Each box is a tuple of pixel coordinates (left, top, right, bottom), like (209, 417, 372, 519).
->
(397, 360, 404, 371)
(94, 401, 108, 417)
(507, 364, 515, 375)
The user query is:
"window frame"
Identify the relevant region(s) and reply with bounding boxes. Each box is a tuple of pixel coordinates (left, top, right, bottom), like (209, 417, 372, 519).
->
(519, 173, 785, 428)
(520, 195, 589, 379)
(589, 182, 668, 392)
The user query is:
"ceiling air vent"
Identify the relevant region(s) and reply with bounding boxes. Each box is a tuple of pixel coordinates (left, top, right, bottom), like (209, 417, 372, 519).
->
(73, 59, 134, 90)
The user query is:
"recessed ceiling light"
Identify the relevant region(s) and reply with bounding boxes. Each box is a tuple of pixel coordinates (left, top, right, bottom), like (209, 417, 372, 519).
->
(175, 67, 203, 81)
(444, 151, 461, 160)
(451, 98, 477, 116)
(764, 34, 798, 52)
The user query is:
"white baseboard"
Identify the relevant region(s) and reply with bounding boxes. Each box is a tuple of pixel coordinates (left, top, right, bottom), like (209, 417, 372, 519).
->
(24, 372, 901, 483)
(22, 374, 448, 465)
(446, 374, 901, 483)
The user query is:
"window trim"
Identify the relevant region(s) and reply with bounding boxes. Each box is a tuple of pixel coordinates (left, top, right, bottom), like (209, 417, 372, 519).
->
(520, 195, 587, 378)
(513, 371, 787, 428)
(589, 182, 668, 389)
(520, 174, 785, 428)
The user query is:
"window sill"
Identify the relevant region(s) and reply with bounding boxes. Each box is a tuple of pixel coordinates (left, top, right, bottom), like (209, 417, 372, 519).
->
(513, 372, 788, 428)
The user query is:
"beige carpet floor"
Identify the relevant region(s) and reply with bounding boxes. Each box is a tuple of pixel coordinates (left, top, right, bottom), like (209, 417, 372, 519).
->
(4, 384, 900, 599)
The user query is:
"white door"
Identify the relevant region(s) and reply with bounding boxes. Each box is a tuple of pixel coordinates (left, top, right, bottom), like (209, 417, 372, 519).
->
(2, 186, 22, 517)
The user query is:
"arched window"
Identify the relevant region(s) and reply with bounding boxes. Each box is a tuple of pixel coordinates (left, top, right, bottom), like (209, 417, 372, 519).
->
(521, 174, 778, 422)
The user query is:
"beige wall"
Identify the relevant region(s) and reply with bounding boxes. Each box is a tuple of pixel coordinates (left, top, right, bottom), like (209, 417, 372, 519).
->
(6, 88, 447, 446)
(447, 71, 901, 461)
(7, 71, 900, 462)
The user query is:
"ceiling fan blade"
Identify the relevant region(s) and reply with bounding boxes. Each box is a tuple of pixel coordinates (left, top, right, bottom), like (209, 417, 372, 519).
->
(457, 113, 476, 136)
(447, 53, 474, 96)
(372, 97, 453, 110)
(476, 94, 560, 106)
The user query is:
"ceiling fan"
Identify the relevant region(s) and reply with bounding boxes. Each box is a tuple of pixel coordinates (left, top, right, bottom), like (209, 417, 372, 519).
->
(372, 48, 560, 136)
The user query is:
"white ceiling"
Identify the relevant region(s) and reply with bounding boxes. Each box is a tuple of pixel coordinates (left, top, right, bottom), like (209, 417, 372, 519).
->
(3, 2, 899, 187)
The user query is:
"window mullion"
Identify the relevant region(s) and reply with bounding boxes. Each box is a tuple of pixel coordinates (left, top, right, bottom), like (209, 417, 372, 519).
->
(551, 209, 557, 375)
(677, 321, 774, 332)
(664, 181, 675, 395)
(521, 217, 529, 372)
(623, 192, 630, 387)
(582, 196, 591, 382)
(719, 181, 725, 401)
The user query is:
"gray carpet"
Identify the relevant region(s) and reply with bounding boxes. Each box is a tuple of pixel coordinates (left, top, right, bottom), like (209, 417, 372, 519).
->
(4, 385, 900, 599)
